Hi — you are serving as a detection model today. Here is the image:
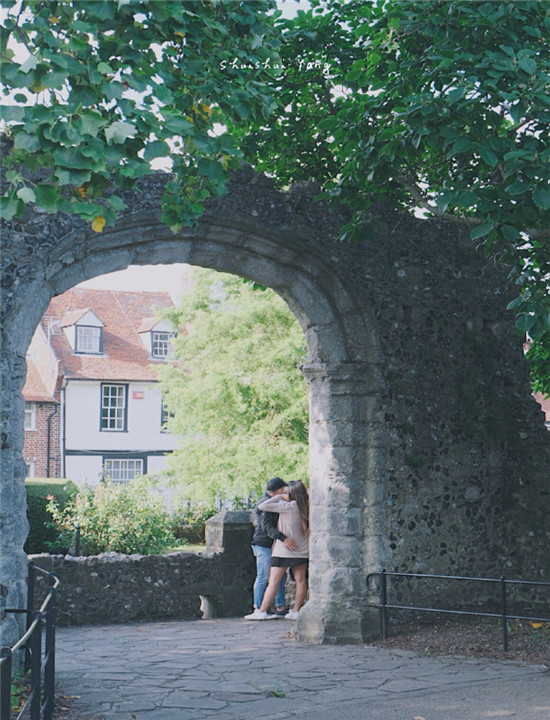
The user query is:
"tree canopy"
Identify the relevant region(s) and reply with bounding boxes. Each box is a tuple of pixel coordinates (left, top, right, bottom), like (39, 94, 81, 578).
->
(236, 0, 550, 386)
(0, 0, 279, 231)
(2, 0, 550, 387)
(156, 269, 309, 503)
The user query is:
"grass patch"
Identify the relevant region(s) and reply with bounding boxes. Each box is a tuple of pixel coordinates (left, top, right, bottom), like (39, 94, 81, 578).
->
(165, 543, 206, 553)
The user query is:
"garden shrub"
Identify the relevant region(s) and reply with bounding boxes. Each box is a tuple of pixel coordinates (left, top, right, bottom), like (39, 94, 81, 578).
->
(46, 478, 175, 555)
(24, 478, 77, 554)
(170, 500, 220, 545)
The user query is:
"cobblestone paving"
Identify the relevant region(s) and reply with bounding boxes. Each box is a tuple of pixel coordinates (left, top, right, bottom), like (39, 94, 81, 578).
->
(56, 618, 549, 720)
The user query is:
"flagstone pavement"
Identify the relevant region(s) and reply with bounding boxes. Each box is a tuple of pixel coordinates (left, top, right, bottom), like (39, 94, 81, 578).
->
(56, 618, 550, 720)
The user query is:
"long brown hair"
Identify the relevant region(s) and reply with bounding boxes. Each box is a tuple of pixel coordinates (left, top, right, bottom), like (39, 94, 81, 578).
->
(288, 480, 310, 534)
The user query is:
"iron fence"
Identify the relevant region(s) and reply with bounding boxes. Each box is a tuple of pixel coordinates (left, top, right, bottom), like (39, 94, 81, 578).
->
(0, 563, 59, 720)
(366, 569, 550, 651)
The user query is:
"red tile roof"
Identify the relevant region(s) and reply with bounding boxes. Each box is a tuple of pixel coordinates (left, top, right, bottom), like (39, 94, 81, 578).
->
(534, 392, 550, 424)
(23, 358, 57, 402)
(42, 287, 175, 382)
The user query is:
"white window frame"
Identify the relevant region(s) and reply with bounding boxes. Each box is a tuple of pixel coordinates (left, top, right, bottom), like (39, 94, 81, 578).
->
(24, 403, 37, 431)
(151, 331, 174, 359)
(76, 325, 102, 354)
(101, 384, 127, 431)
(103, 458, 143, 484)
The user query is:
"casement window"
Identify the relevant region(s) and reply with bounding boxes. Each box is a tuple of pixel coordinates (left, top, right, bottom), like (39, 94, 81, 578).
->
(161, 398, 174, 432)
(24, 403, 36, 431)
(76, 325, 103, 354)
(100, 384, 127, 431)
(151, 331, 174, 359)
(103, 458, 143, 484)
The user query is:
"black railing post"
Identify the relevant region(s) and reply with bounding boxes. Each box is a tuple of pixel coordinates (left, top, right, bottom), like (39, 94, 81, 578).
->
(381, 569, 388, 640)
(500, 576, 508, 652)
(30, 612, 42, 720)
(43, 578, 57, 720)
(0, 648, 12, 720)
(74, 523, 81, 557)
(25, 562, 36, 673)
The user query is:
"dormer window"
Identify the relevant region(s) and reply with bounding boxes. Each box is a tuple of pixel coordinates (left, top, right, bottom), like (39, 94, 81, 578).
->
(76, 325, 103, 354)
(152, 331, 173, 358)
(61, 308, 104, 355)
(138, 317, 175, 359)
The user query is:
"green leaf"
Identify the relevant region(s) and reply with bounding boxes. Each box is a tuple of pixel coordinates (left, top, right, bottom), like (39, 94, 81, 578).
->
(16, 187, 36, 204)
(54, 168, 92, 185)
(501, 224, 521, 242)
(105, 121, 136, 145)
(107, 195, 127, 211)
(20, 55, 38, 74)
(479, 145, 499, 167)
(506, 296, 524, 311)
(532, 187, 550, 210)
(42, 71, 67, 89)
(52, 148, 94, 170)
(97, 61, 113, 75)
(34, 184, 60, 209)
(0, 105, 25, 122)
(447, 86, 465, 105)
(13, 133, 40, 151)
(143, 140, 171, 161)
(450, 138, 473, 155)
(518, 57, 537, 75)
(0, 194, 22, 220)
(70, 85, 98, 105)
(506, 181, 530, 196)
(77, 109, 107, 137)
(470, 222, 495, 240)
(516, 314, 536, 332)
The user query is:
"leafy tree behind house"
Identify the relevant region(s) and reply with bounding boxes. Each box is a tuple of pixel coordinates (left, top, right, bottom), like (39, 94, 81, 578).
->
(157, 269, 309, 503)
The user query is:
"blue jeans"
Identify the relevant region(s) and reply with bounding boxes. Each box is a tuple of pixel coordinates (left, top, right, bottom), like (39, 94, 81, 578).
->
(252, 545, 287, 609)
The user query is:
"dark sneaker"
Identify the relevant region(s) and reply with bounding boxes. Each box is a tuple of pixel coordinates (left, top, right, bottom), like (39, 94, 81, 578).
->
(275, 608, 287, 618)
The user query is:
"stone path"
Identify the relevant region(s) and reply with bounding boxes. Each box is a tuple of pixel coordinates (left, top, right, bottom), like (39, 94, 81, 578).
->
(56, 618, 550, 720)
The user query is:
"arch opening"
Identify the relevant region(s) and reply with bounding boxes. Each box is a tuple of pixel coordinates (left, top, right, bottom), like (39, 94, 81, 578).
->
(3, 207, 384, 645)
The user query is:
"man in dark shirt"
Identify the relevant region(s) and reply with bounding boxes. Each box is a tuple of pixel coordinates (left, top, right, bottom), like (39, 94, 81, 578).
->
(244, 477, 298, 620)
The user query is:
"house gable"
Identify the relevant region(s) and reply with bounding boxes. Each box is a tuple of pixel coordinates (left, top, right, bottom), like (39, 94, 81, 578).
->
(43, 287, 176, 382)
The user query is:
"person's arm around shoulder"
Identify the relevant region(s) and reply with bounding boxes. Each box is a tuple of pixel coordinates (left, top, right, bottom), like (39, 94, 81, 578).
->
(257, 495, 292, 512)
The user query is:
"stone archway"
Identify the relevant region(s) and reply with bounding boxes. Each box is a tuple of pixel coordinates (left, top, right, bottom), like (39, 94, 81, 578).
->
(2, 168, 550, 646)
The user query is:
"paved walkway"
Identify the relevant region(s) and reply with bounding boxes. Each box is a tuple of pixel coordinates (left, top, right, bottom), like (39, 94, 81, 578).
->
(56, 618, 550, 720)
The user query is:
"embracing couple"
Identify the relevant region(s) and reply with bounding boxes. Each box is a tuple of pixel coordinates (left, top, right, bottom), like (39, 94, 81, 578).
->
(244, 477, 310, 621)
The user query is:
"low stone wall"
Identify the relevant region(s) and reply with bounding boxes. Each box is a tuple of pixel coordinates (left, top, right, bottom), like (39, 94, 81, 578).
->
(29, 511, 255, 626)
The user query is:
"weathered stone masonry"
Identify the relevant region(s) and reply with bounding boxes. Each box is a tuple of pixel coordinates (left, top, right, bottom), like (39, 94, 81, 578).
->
(2, 166, 550, 646)
(29, 511, 256, 626)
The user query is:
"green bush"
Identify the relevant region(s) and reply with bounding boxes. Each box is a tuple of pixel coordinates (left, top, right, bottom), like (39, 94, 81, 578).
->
(46, 478, 175, 555)
(24, 478, 77, 554)
(170, 500, 220, 545)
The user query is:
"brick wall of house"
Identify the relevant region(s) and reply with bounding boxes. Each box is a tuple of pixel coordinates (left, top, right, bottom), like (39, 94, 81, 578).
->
(23, 401, 61, 478)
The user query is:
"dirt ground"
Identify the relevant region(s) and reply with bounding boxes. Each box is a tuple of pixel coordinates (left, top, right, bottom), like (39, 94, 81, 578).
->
(25, 616, 548, 719)
(368, 614, 550, 667)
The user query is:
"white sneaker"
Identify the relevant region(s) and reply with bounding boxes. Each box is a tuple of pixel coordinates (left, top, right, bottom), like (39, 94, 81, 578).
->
(285, 609, 300, 620)
(243, 609, 276, 621)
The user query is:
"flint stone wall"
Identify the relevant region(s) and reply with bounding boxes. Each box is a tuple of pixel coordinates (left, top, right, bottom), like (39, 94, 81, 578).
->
(2, 165, 550, 645)
(29, 511, 255, 626)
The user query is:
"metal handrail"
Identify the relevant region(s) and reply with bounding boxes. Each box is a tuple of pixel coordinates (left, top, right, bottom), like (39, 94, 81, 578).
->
(0, 563, 59, 720)
(366, 569, 550, 651)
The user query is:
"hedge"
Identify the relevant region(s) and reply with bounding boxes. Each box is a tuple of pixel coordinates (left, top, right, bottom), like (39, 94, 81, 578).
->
(24, 478, 77, 554)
